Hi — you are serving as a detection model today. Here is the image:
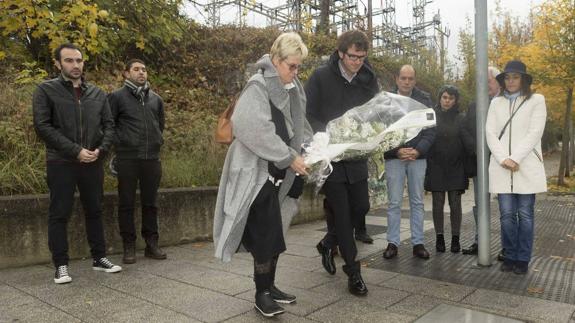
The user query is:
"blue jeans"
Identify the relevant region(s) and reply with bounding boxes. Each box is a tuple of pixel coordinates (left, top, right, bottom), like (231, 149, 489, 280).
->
(385, 159, 426, 246)
(497, 193, 536, 263)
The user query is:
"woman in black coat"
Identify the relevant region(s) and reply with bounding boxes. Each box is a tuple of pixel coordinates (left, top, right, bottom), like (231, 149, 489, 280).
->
(425, 85, 471, 253)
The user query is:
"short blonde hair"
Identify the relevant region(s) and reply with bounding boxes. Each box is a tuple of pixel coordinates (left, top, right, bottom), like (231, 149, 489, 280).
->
(270, 32, 308, 62)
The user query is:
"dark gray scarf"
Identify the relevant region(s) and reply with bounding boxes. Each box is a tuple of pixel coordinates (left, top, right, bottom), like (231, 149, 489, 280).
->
(124, 79, 150, 103)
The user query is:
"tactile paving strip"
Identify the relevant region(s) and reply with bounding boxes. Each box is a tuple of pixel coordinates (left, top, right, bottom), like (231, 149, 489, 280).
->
(362, 196, 575, 304)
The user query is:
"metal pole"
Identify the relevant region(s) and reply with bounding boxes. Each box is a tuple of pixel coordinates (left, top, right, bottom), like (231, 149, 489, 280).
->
(368, 0, 373, 42)
(474, 0, 491, 267)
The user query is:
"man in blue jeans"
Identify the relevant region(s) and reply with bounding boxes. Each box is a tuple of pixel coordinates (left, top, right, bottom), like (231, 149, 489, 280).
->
(382, 65, 435, 260)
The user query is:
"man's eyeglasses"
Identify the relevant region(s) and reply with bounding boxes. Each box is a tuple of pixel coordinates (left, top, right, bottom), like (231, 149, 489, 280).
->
(345, 52, 367, 62)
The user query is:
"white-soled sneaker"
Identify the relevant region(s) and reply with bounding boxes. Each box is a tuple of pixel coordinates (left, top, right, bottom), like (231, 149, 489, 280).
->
(92, 257, 122, 273)
(54, 265, 72, 284)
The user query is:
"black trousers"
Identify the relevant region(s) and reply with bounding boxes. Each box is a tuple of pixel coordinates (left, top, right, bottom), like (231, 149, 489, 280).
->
(322, 179, 370, 274)
(46, 161, 106, 267)
(117, 159, 162, 242)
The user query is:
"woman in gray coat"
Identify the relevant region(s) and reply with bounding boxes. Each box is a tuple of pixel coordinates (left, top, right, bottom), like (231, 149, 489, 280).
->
(213, 32, 312, 317)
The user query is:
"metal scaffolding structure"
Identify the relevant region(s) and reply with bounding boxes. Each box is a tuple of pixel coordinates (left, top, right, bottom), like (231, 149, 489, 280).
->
(187, 0, 450, 72)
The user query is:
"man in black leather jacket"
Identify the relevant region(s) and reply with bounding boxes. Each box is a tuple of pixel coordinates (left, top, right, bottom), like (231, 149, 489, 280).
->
(109, 59, 167, 264)
(33, 43, 121, 284)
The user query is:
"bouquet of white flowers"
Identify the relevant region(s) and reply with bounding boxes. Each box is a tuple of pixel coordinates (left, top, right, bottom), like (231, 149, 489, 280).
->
(304, 91, 436, 190)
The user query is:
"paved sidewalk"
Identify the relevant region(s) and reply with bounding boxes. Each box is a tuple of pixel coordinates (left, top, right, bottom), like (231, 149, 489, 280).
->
(1, 194, 574, 323)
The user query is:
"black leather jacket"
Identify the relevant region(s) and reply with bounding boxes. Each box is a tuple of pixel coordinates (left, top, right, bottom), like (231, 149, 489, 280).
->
(33, 76, 114, 162)
(108, 86, 165, 160)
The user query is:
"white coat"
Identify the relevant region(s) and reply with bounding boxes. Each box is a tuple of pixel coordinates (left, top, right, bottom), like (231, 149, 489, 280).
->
(486, 93, 547, 194)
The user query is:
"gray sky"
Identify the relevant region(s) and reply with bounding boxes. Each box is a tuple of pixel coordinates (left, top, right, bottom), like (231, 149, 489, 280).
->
(183, 0, 544, 67)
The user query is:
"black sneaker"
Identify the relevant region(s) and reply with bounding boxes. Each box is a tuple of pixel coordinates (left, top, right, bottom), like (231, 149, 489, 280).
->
(92, 257, 122, 273)
(54, 265, 72, 284)
(255, 291, 285, 317)
(270, 285, 296, 304)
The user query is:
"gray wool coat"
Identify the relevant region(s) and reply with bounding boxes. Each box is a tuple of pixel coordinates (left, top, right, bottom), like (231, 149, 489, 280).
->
(213, 55, 313, 262)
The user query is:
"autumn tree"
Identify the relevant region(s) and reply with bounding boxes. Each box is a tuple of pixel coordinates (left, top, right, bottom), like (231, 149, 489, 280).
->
(526, 0, 575, 185)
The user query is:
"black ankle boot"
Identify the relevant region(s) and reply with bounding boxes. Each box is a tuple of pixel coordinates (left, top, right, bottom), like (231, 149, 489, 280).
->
(451, 235, 460, 253)
(436, 234, 446, 252)
(122, 241, 136, 264)
(144, 236, 167, 260)
(255, 291, 285, 317)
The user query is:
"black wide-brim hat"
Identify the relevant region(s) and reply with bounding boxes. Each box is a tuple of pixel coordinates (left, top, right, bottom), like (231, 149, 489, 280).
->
(496, 60, 532, 86)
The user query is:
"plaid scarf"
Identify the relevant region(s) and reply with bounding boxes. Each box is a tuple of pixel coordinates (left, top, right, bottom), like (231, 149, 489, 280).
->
(124, 79, 150, 103)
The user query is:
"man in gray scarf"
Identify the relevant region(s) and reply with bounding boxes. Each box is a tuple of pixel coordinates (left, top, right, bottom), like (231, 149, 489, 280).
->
(109, 59, 167, 264)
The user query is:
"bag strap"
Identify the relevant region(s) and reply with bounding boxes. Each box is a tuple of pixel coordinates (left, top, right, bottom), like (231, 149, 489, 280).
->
(498, 97, 527, 140)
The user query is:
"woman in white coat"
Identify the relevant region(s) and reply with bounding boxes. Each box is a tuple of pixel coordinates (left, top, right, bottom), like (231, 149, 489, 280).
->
(486, 60, 546, 275)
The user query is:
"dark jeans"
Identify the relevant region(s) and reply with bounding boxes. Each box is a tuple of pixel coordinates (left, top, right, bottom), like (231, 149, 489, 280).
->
(498, 193, 535, 263)
(117, 159, 162, 242)
(431, 191, 463, 236)
(322, 179, 370, 275)
(46, 161, 106, 267)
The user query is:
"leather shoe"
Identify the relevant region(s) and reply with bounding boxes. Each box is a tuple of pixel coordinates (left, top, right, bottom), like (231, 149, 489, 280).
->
(497, 249, 506, 262)
(412, 244, 430, 259)
(382, 243, 398, 259)
(355, 231, 374, 244)
(316, 242, 336, 275)
(270, 285, 296, 304)
(348, 272, 368, 296)
(500, 259, 514, 272)
(462, 243, 478, 255)
(513, 261, 528, 275)
(255, 291, 285, 317)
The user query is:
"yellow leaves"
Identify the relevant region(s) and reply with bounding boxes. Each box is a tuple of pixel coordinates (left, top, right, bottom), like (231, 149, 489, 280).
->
(88, 23, 98, 38)
(0, 51, 5, 61)
(98, 10, 109, 19)
(136, 36, 146, 50)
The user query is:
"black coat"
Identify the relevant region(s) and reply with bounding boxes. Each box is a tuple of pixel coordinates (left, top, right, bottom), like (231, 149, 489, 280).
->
(33, 76, 115, 161)
(462, 102, 478, 177)
(305, 51, 380, 183)
(383, 87, 436, 160)
(109, 86, 165, 160)
(424, 104, 472, 192)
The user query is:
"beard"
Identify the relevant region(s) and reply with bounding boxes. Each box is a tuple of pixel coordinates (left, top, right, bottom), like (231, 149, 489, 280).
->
(61, 68, 82, 80)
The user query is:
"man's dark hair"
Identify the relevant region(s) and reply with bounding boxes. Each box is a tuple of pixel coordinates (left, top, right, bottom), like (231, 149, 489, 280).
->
(337, 30, 370, 53)
(125, 58, 146, 71)
(53, 43, 82, 62)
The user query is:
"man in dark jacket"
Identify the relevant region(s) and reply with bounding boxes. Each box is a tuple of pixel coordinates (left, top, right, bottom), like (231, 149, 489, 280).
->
(33, 43, 121, 284)
(382, 64, 436, 260)
(306, 30, 379, 296)
(109, 59, 167, 264)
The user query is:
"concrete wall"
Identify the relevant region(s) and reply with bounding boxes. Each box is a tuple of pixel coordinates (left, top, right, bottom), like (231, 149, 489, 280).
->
(0, 186, 323, 269)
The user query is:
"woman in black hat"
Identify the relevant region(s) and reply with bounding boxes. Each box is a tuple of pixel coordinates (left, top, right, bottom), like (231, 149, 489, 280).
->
(485, 60, 547, 275)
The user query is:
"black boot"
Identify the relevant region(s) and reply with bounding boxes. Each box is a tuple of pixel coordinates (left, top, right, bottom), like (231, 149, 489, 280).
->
(144, 236, 167, 260)
(451, 235, 460, 253)
(436, 234, 446, 252)
(255, 291, 285, 317)
(462, 243, 478, 255)
(122, 240, 136, 264)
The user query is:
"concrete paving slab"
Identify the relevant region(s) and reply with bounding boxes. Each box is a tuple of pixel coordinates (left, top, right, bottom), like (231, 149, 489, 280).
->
(283, 243, 323, 258)
(386, 294, 455, 317)
(236, 285, 342, 316)
(463, 288, 575, 323)
(378, 274, 476, 302)
(135, 258, 254, 296)
(277, 254, 325, 272)
(356, 266, 400, 286)
(310, 280, 411, 309)
(307, 299, 416, 323)
(415, 303, 524, 323)
(274, 266, 337, 289)
(222, 310, 318, 322)
(93, 269, 252, 322)
(0, 284, 82, 322)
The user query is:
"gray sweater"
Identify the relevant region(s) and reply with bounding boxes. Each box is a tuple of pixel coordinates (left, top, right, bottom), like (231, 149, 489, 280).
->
(213, 55, 313, 262)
